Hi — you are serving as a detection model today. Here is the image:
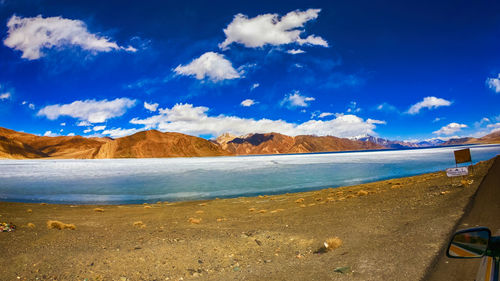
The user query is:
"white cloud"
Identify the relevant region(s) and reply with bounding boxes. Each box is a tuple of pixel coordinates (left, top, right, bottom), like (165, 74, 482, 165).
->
(376, 102, 398, 112)
(28, 103, 35, 110)
(101, 127, 141, 138)
(281, 91, 315, 108)
(130, 103, 382, 138)
(60, 122, 66, 126)
(287, 49, 305, 55)
(433, 122, 467, 135)
(219, 9, 328, 49)
(240, 99, 256, 107)
(93, 125, 106, 131)
(0, 92, 11, 100)
(174, 52, 241, 82)
(4, 15, 136, 60)
(432, 117, 441, 123)
(43, 130, 58, 137)
(144, 101, 159, 112)
(38, 98, 136, 123)
(251, 83, 260, 90)
(318, 112, 334, 118)
(407, 96, 451, 115)
(486, 74, 500, 93)
(347, 101, 361, 113)
(67, 133, 75, 136)
(77, 120, 91, 126)
(487, 122, 500, 133)
(367, 118, 387, 125)
(83, 128, 92, 133)
(474, 117, 490, 128)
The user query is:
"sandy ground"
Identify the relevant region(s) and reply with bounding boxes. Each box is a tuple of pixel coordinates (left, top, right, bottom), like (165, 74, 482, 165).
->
(0, 157, 496, 281)
(425, 155, 500, 281)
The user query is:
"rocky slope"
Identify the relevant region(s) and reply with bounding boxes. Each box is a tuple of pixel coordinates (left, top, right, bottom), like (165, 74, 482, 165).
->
(217, 132, 384, 155)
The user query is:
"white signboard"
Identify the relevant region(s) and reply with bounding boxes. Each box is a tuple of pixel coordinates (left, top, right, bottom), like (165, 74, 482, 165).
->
(446, 167, 469, 177)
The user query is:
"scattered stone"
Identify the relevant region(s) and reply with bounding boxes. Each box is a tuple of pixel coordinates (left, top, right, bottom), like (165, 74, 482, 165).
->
(334, 266, 352, 274)
(295, 198, 304, 203)
(188, 218, 202, 224)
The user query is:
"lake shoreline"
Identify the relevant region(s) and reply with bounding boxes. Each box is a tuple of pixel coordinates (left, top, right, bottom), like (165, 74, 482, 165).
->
(0, 156, 497, 280)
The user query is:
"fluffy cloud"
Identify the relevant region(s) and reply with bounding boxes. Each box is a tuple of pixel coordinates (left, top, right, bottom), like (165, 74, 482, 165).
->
(219, 9, 328, 49)
(487, 123, 500, 133)
(0, 92, 10, 100)
(101, 127, 141, 138)
(174, 52, 241, 82)
(93, 125, 106, 131)
(77, 121, 91, 126)
(251, 83, 260, 90)
(130, 103, 384, 138)
(240, 99, 256, 107)
(144, 101, 159, 112)
(407, 96, 451, 115)
(318, 112, 334, 118)
(281, 91, 315, 108)
(433, 122, 467, 135)
(486, 74, 500, 93)
(43, 130, 58, 137)
(367, 118, 387, 125)
(287, 49, 305, 55)
(37, 98, 136, 123)
(3, 15, 136, 60)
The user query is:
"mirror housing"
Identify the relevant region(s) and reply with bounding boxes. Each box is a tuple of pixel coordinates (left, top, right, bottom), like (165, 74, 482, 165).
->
(447, 227, 491, 259)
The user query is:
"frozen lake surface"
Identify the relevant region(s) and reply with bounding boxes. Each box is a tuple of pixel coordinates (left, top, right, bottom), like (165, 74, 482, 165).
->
(0, 144, 499, 204)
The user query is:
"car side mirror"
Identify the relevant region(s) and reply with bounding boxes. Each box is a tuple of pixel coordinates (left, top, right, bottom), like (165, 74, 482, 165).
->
(447, 227, 491, 259)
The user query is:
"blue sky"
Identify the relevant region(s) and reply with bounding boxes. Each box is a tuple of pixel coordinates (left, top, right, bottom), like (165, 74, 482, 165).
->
(0, 0, 499, 141)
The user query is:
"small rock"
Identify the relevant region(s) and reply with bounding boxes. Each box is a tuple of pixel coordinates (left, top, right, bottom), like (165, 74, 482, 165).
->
(334, 266, 351, 274)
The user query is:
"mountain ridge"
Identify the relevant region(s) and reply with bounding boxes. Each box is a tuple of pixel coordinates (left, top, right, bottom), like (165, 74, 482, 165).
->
(0, 126, 499, 159)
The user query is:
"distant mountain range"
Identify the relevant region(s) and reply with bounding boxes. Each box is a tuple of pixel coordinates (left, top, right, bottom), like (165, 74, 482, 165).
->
(0, 126, 499, 159)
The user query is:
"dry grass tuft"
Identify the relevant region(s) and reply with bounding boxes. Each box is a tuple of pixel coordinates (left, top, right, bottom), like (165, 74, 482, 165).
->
(391, 184, 402, 189)
(258, 209, 268, 214)
(357, 190, 369, 196)
(295, 198, 305, 203)
(216, 218, 227, 222)
(326, 197, 335, 202)
(195, 210, 204, 214)
(440, 191, 451, 195)
(315, 198, 322, 201)
(133, 221, 146, 228)
(300, 204, 306, 208)
(93, 208, 104, 212)
(308, 203, 316, 207)
(27, 223, 35, 229)
(40, 203, 47, 206)
(270, 208, 285, 214)
(325, 237, 343, 251)
(198, 203, 207, 206)
(144, 205, 152, 209)
(248, 208, 256, 212)
(315, 236, 343, 254)
(47, 220, 76, 230)
(26, 209, 32, 213)
(188, 217, 202, 224)
(346, 194, 355, 199)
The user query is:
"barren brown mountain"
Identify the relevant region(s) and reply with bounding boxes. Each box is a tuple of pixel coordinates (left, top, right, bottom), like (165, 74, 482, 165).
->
(93, 130, 230, 158)
(440, 130, 500, 146)
(217, 132, 384, 155)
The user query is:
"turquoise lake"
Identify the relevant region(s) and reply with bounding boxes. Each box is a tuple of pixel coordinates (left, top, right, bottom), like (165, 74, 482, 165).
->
(0, 144, 499, 204)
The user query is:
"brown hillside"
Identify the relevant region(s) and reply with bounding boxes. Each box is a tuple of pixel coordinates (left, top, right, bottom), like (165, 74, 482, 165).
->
(219, 132, 384, 155)
(0, 127, 104, 158)
(478, 130, 500, 143)
(94, 130, 230, 158)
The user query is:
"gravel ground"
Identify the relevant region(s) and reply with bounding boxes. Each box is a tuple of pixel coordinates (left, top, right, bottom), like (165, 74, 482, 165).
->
(0, 158, 495, 281)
